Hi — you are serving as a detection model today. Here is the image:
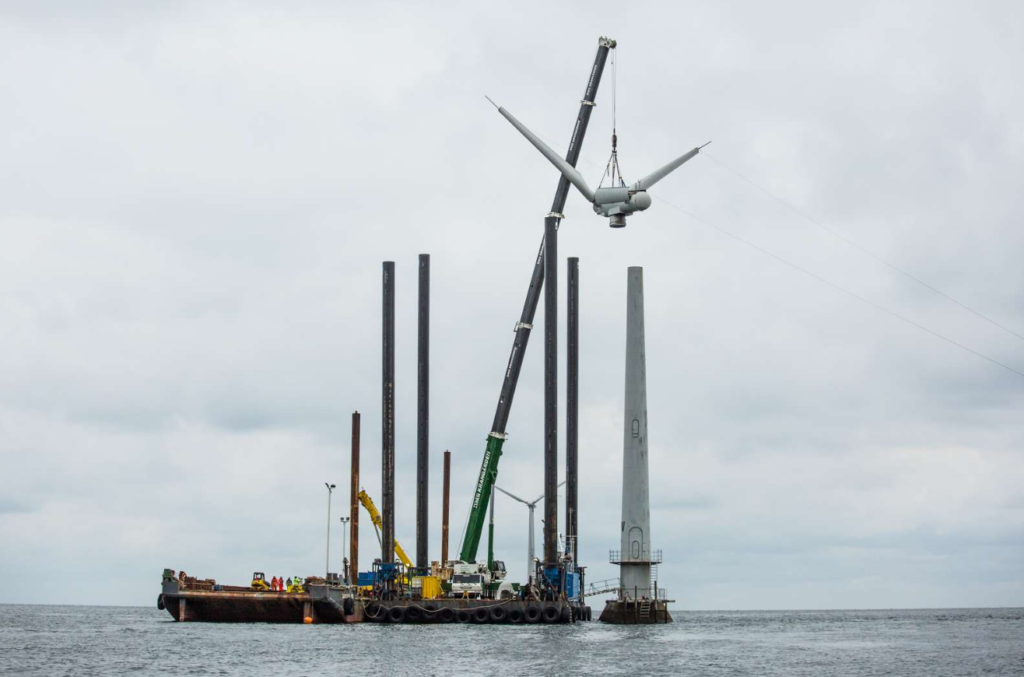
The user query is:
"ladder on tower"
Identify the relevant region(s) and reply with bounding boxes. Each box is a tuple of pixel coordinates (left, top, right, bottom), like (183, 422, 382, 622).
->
(639, 599, 651, 620)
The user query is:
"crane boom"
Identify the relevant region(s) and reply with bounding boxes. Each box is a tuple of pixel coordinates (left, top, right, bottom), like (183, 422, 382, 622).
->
(358, 489, 413, 568)
(458, 36, 615, 564)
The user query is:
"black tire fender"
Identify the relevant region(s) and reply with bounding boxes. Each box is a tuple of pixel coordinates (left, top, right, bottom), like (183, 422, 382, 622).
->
(156, 594, 165, 611)
(343, 598, 354, 615)
(456, 609, 472, 623)
(508, 608, 524, 624)
(387, 606, 406, 623)
(406, 606, 423, 622)
(489, 606, 508, 623)
(439, 607, 456, 623)
(542, 605, 561, 623)
(524, 605, 542, 623)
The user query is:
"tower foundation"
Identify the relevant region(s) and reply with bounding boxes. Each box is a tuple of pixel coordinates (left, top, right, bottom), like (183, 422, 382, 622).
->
(598, 598, 673, 624)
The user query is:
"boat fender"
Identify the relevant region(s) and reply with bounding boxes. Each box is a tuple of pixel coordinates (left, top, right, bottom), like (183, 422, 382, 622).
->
(439, 607, 456, 623)
(387, 606, 406, 623)
(456, 609, 472, 623)
(157, 594, 164, 611)
(524, 605, 542, 623)
(489, 606, 508, 623)
(542, 605, 561, 623)
(508, 608, 524, 624)
(473, 607, 490, 623)
(560, 606, 572, 623)
(406, 606, 423, 622)
(343, 598, 354, 615)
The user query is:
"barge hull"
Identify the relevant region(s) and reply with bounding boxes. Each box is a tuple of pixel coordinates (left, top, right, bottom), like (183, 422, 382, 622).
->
(160, 582, 362, 624)
(362, 599, 589, 624)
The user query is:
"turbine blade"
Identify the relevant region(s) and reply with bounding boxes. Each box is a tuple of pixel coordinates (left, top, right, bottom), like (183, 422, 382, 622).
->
(632, 146, 702, 191)
(495, 104, 595, 202)
(529, 481, 564, 505)
(495, 485, 530, 505)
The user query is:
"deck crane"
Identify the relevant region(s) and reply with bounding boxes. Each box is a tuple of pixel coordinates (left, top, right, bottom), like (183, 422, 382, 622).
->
(358, 489, 413, 568)
(456, 37, 616, 570)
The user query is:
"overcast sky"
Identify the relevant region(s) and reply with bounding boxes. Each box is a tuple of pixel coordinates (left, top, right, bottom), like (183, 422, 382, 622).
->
(2, 0, 1022, 609)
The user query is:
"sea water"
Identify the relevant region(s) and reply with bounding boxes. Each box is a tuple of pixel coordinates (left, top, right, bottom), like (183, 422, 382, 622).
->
(1, 605, 1021, 675)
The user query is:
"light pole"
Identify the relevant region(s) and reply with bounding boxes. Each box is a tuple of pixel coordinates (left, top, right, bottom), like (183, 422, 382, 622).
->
(495, 480, 565, 583)
(325, 483, 336, 578)
(339, 516, 351, 584)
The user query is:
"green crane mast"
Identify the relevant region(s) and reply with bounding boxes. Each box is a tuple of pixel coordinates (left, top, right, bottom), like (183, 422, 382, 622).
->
(458, 36, 616, 564)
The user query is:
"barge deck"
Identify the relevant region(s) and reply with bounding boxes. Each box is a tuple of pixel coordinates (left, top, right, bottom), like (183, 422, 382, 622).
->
(159, 577, 590, 625)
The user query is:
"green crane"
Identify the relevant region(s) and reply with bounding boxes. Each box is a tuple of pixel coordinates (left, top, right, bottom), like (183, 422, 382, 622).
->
(457, 36, 615, 564)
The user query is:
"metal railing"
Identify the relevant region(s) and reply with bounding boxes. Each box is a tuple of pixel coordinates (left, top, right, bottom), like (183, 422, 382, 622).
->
(584, 580, 670, 601)
(618, 586, 668, 601)
(609, 549, 662, 564)
(584, 578, 621, 597)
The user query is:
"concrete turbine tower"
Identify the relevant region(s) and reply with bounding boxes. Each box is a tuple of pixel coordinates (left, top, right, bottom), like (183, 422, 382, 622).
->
(620, 266, 652, 593)
(600, 267, 672, 623)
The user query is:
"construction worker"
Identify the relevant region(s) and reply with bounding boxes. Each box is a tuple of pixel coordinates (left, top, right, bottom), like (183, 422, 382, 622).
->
(285, 577, 293, 592)
(270, 576, 277, 591)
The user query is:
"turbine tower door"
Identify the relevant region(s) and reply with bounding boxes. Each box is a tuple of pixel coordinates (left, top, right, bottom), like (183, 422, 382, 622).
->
(628, 526, 645, 560)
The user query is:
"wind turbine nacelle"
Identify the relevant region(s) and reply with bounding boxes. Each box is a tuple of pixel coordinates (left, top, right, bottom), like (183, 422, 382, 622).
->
(593, 187, 652, 228)
(490, 101, 703, 228)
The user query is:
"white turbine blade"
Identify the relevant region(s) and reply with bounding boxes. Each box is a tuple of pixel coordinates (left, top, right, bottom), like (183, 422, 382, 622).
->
(530, 481, 564, 505)
(495, 485, 530, 505)
(491, 100, 595, 202)
(632, 145, 705, 191)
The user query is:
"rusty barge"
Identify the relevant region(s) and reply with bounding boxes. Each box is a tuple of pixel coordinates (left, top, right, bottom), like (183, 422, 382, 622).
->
(158, 572, 590, 625)
(158, 573, 363, 624)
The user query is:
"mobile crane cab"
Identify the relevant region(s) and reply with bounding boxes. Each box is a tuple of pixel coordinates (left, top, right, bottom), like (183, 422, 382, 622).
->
(448, 560, 514, 599)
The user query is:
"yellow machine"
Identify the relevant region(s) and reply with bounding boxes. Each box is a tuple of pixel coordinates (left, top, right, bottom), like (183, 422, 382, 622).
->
(358, 489, 413, 568)
(415, 576, 442, 600)
(250, 572, 270, 591)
